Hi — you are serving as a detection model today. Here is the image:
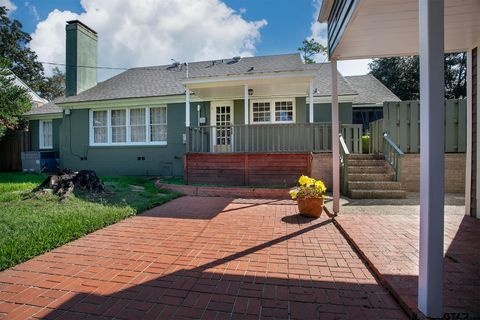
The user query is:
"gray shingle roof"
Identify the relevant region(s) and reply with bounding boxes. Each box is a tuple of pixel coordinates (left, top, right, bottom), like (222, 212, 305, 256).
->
(24, 101, 62, 116)
(345, 74, 400, 104)
(57, 54, 308, 104)
(304, 63, 357, 97)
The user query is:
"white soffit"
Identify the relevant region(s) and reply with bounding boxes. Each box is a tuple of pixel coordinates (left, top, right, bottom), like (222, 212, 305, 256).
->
(333, 0, 480, 60)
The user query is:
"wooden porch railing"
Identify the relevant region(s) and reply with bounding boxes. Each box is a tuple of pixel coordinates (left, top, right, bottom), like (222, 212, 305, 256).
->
(186, 123, 364, 154)
(186, 123, 333, 153)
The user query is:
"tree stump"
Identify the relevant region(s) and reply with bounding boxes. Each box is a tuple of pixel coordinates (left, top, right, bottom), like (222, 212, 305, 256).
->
(35, 169, 105, 201)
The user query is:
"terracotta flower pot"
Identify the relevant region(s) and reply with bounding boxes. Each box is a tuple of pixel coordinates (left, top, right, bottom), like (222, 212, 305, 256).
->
(297, 197, 324, 218)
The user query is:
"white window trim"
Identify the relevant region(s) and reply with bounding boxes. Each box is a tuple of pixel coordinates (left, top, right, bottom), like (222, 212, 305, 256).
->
(39, 119, 53, 149)
(250, 98, 296, 124)
(89, 106, 168, 146)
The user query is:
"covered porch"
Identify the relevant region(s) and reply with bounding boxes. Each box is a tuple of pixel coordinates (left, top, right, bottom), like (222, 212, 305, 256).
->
(182, 64, 363, 155)
(319, 0, 480, 317)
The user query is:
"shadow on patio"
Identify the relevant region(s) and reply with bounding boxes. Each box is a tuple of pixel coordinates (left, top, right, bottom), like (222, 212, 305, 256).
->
(37, 218, 407, 320)
(335, 212, 480, 319)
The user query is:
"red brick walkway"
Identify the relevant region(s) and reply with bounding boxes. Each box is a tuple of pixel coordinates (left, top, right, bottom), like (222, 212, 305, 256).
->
(0, 197, 406, 319)
(335, 212, 480, 319)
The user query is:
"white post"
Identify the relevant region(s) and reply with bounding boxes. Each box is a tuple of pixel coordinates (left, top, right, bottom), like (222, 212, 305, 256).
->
(418, 0, 444, 317)
(185, 89, 190, 127)
(465, 49, 472, 216)
(331, 60, 340, 213)
(244, 85, 249, 124)
(309, 80, 314, 123)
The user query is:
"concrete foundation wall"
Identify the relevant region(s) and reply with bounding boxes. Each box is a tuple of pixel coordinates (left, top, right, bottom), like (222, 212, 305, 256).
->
(311, 153, 333, 189)
(400, 153, 466, 192)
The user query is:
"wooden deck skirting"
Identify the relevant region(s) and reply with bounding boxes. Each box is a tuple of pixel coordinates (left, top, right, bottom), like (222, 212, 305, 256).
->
(185, 153, 312, 187)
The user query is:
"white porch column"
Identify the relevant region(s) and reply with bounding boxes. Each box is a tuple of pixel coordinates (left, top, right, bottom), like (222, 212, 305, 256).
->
(244, 85, 249, 124)
(418, 0, 444, 317)
(309, 80, 314, 123)
(185, 89, 190, 127)
(331, 60, 340, 213)
(465, 49, 472, 215)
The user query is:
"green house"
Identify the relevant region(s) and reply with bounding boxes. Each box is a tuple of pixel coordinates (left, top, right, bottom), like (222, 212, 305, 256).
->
(23, 20, 392, 184)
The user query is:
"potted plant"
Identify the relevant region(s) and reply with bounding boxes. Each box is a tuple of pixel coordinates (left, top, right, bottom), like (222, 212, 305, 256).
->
(289, 175, 327, 218)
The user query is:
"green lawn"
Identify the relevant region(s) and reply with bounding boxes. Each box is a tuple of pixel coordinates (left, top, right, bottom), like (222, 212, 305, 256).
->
(0, 173, 180, 271)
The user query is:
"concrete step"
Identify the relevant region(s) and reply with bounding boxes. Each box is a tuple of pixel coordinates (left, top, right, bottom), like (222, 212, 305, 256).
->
(347, 173, 395, 181)
(348, 166, 390, 174)
(347, 154, 384, 160)
(348, 159, 388, 167)
(349, 189, 407, 199)
(348, 181, 403, 190)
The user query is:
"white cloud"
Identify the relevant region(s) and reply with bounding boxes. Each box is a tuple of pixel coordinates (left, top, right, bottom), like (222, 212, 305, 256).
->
(0, 0, 17, 13)
(30, 0, 267, 80)
(309, 0, 371, 76)
(25, 2, 40, 21)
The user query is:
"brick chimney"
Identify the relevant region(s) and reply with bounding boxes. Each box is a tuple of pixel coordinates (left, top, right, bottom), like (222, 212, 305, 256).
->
(65, 20, 97, 97)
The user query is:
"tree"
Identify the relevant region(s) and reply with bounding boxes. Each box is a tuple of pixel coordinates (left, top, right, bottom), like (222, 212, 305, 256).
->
(0, 6, 64, 100)
(369, 53, 466, 100)
(0, 6, 44, 92)
(298, 38, 327, 64)
(40, 67, 65, 101)
(0, 59, 32, 139)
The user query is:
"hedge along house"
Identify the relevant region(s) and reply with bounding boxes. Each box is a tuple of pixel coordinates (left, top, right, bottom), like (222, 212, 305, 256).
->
(318, 0, 480, 317)
(23, 20, 374, 185)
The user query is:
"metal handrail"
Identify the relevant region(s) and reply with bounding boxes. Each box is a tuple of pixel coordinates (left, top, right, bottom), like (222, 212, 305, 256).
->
(383, 132, 404, 181)
(339, 133, 350, 194)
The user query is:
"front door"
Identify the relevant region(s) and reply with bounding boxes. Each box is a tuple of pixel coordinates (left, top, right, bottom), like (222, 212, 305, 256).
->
(211, 101, 233, 152)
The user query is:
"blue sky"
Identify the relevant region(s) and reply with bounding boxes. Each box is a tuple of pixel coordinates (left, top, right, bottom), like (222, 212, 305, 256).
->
(10, 0, 315, 55)
(4, 0, 370, 77)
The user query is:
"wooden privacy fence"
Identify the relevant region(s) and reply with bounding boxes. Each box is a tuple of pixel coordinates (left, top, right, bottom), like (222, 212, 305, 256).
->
(340, 124, 363, 154)
(0, 130, 30, 172)
(374, 99, 466, 153)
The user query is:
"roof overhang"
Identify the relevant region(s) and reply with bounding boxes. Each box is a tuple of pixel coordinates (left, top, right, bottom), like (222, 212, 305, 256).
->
(181, 70, 317, 100)
(319, 0, 480, 60)
(181, 70, 316, 88)
(308, 94, 357, 104)
(57, 95, 202, 109)
(23, 112, 63, 120)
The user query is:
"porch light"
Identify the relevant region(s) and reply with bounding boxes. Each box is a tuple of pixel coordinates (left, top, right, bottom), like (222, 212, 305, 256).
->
(248, 88, 254, 96)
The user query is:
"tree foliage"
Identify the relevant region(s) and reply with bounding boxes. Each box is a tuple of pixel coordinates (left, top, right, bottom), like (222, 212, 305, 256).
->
(0, 59, 32, 139)
(369, 53, 466, 100)
(0, 6, 65, 101)
(40, 67, 65, 101)
(298, 38, 327, 64)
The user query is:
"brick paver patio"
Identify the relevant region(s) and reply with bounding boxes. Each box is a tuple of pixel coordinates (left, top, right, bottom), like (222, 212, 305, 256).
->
(0, 197, 407, 319)
(331, 194, 480, 319)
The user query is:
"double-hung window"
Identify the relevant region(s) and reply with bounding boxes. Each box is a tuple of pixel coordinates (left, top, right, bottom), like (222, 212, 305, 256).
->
(274, 101, 294, 122)
(252, 102, 271, 123)
(150, 107, 167, 143)
(251, 99, 295, 124)
(130, 108, 146, 143)
(90, 106, 167, 146)
(92, 110, 108, 144)
(111, 110, 127, 143)
(39, 120, 53, 149)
